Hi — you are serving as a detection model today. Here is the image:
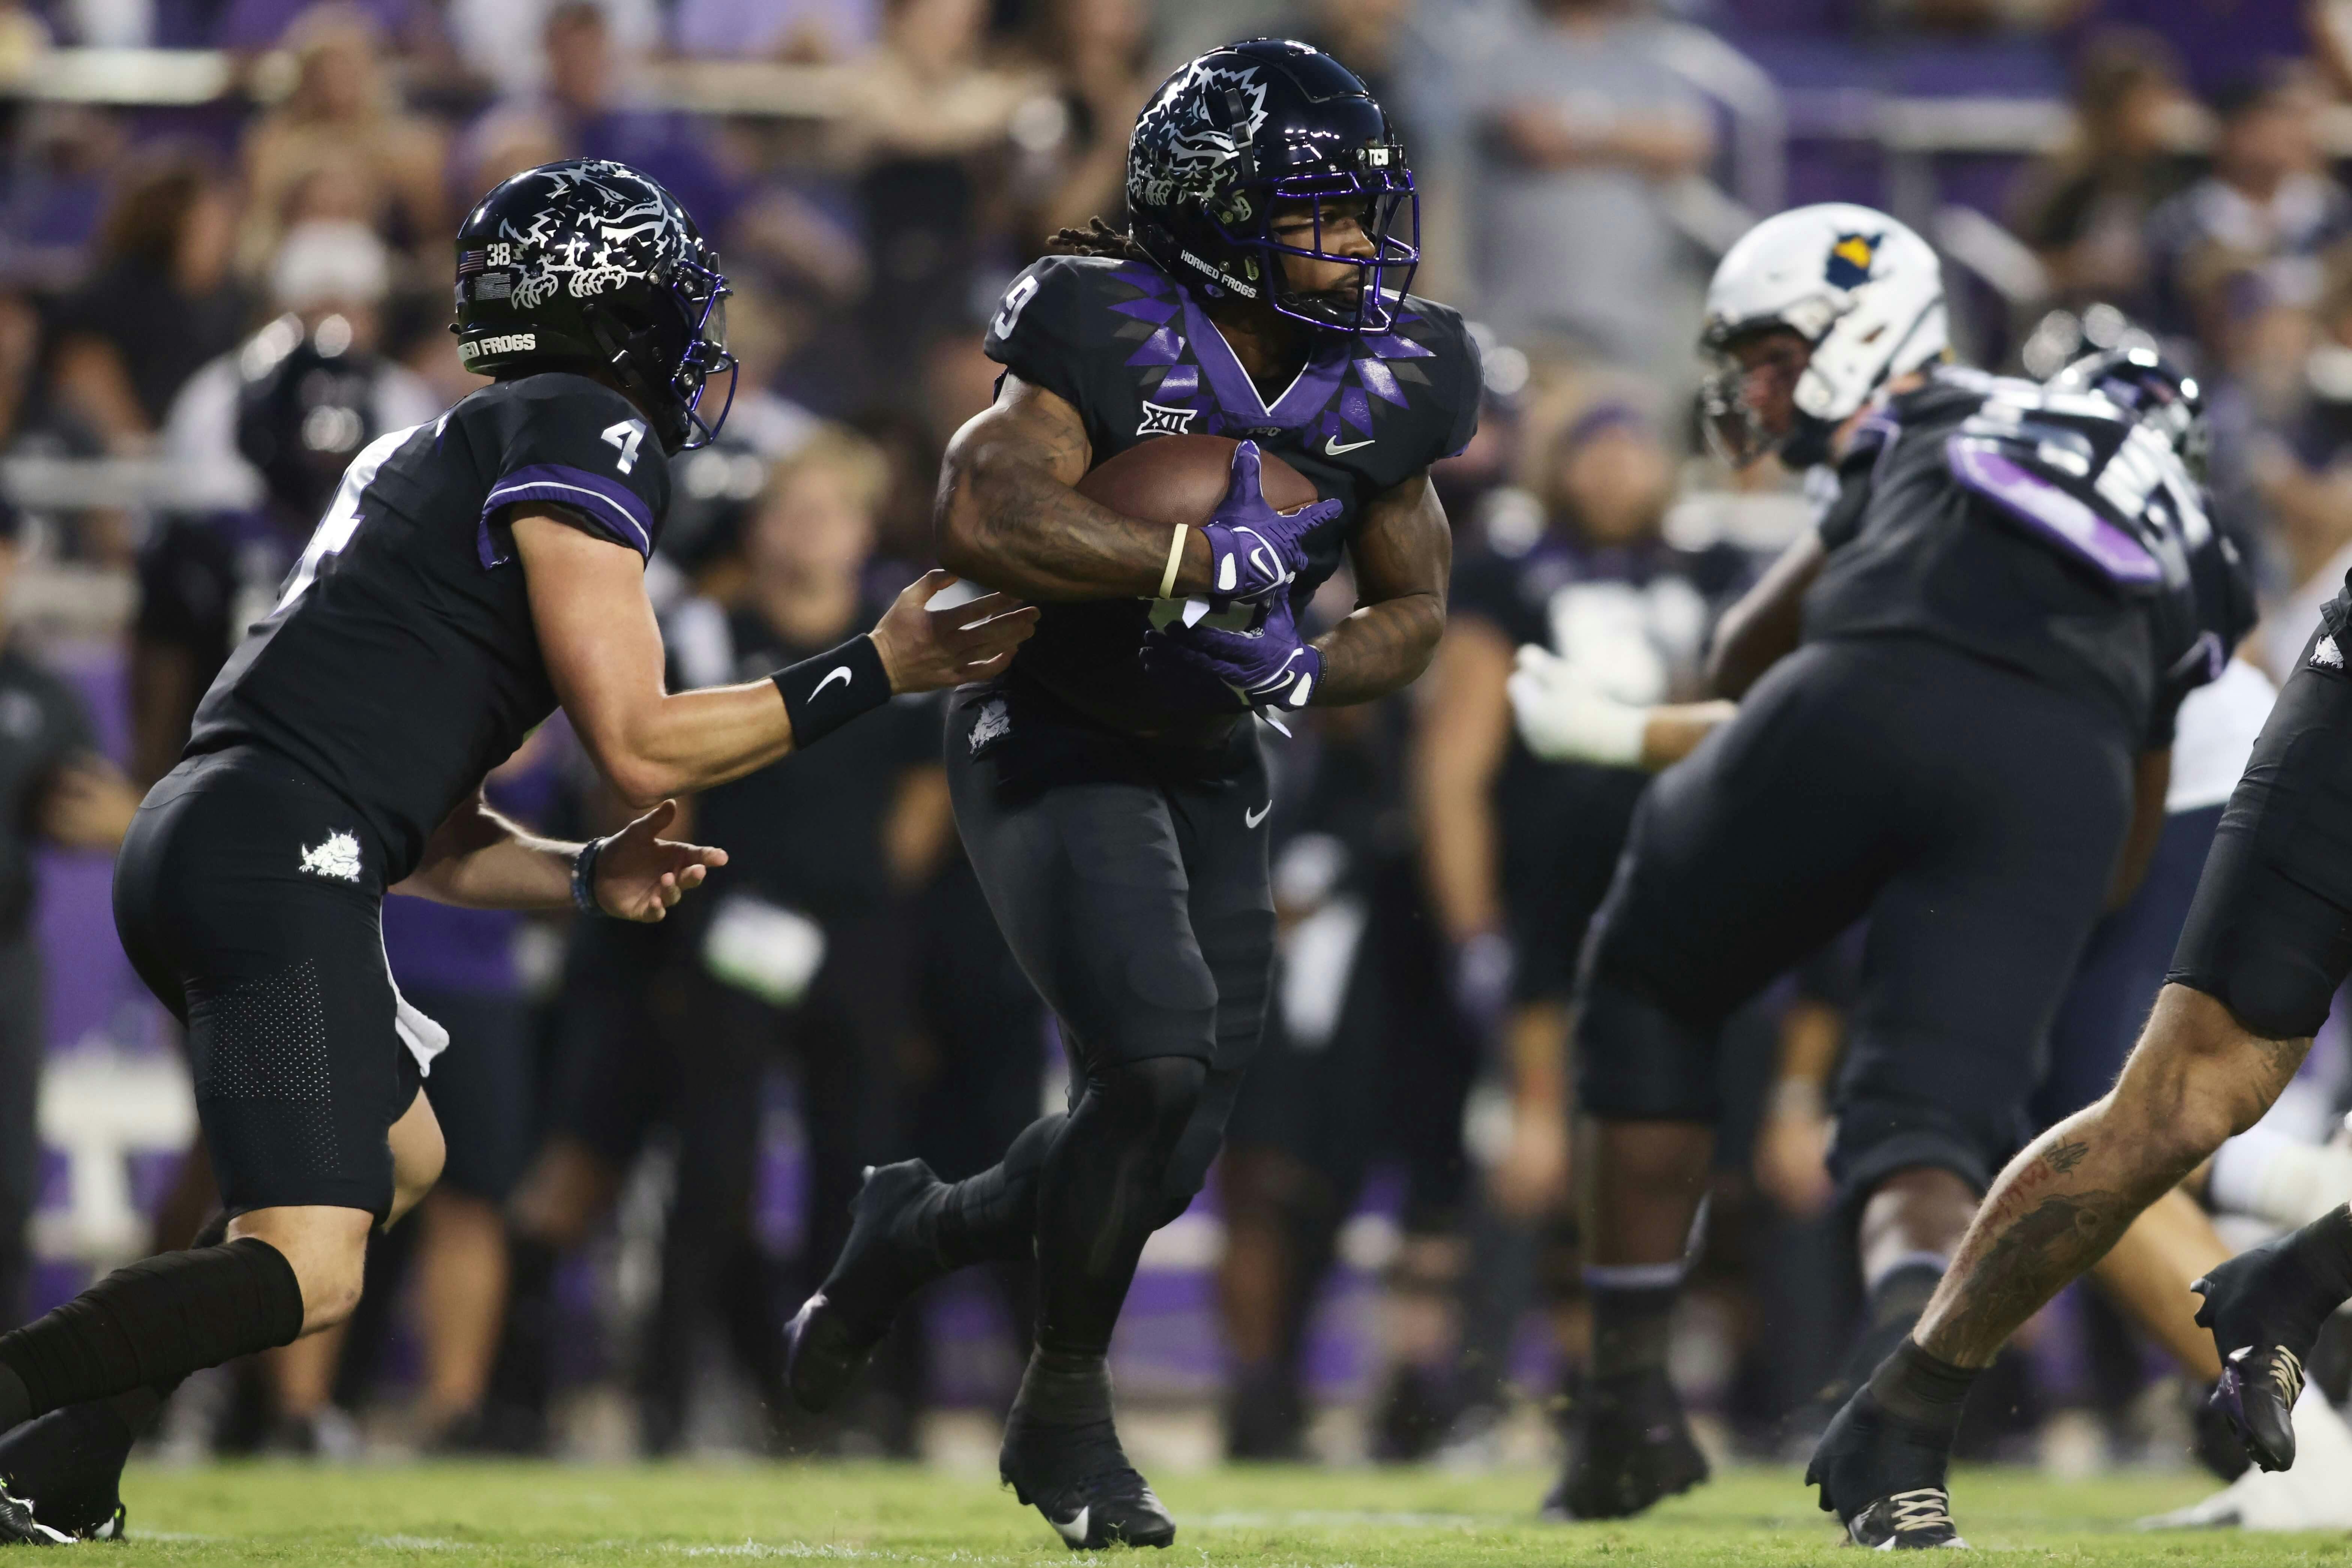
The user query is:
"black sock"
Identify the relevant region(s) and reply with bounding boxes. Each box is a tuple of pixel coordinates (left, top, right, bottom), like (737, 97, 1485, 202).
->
(1587, 1272, 1680, 1381)
(918, 1114, 1067, 1273)
(0, 1239, 304, 1425)
(1828, 1260, 1945, 1400)
(1009, 1347, 1113, 1431)
(0, 1221, 227, 1443)
(485, 1237, 558, 1431)
(1032, 1060, 1204, 1359)
(2284, 1204, 2352, 1312)
(1865, 1338, 1979, 1437)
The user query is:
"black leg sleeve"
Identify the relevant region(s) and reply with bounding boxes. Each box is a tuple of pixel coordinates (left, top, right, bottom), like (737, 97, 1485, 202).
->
(1033, 1057, 1208, 1360)
(923, 1112, 1067, 1271)
(0, 1239, 304, 1428)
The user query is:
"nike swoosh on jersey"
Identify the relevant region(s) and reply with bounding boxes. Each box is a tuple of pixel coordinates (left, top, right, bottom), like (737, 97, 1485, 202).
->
(1245, 800, 1272, 828)
(1324, 435, 1375, 456)
(813, 666, 854, 697)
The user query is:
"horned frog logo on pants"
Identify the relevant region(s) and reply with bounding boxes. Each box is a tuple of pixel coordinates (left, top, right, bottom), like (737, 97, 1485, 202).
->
(300, 831, 364, 883)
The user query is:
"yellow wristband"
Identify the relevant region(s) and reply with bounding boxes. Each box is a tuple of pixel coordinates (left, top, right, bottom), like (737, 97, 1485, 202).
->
(1160, 525, 1187, 600)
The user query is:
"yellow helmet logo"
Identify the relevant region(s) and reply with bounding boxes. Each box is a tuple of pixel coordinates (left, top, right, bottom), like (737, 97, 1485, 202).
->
(1826, 232, 1880, 289)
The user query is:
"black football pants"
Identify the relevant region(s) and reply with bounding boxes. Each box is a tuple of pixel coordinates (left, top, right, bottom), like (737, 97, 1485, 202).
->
(1577, 637, 2136, 1203)
(939, 675, 1275, 1359)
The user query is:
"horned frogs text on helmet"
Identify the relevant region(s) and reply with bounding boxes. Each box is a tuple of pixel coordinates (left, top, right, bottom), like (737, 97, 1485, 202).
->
(451, 159, 735, 454)
(1125, 38, 1417, 334)
(1698, 203, 1947, 468)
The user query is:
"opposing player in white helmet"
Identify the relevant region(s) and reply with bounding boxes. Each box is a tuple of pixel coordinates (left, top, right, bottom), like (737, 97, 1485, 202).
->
(1539, 206, 2248, 1542)
(1695, 203, 1949, 471)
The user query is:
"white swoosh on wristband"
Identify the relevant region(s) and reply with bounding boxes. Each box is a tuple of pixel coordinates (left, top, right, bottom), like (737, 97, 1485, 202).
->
(814, 666, 853, 697)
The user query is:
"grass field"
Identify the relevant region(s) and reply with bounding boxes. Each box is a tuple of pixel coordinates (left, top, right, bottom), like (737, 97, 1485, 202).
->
(93, 1461, 2352, 1565)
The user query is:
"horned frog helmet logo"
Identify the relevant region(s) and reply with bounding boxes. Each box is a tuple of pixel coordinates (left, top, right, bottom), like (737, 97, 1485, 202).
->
(1824, 232, 1882, 292)
(1131, 61, 1270, 209)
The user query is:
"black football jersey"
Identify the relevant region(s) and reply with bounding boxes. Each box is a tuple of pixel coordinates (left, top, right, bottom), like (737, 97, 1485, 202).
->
(983, 253, 1482, 736)
(188, 372, 671, 881)
(1803, 369, 2230, 750)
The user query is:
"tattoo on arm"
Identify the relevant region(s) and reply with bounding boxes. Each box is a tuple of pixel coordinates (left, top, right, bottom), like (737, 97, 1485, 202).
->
(935, 374, 1212, 602)
(1313, 472, 1451, 707)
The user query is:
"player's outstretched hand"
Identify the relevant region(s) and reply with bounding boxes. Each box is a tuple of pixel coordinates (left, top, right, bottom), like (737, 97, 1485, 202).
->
(872, 570, 1040, 695)
(596, 799, 728, 922)
(1199, 441, 1343, 608)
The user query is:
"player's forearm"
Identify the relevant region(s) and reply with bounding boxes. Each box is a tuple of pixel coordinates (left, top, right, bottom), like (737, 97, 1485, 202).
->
(1311, 593, 1444, 707)
(1640, 701, 1737, 770)
(397, 798, 577, 911)
(1708, 531, 1824, 698)
(1410, 745, 1503, 940)
(937, 443, 1212, 602)
(1418, 804, 1503, 941)
(593, 682, 798, 809)
(2104, 749, 2172, 910)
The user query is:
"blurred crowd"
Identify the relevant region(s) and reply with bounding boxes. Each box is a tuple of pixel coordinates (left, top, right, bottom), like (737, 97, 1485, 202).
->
(0, 0, 2350, 1473)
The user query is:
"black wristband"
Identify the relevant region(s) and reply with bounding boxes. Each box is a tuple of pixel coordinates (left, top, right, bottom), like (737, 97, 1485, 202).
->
(570, 835, 609, 917)
(774, 633, 891, 749)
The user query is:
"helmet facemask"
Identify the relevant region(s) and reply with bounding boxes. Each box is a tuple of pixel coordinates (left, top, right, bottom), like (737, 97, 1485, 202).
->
(664, 244, 738, 452)
(1698, 326, 1815, 470)
(588, 240, 738, 454)
(1230, 154, 1419, 333)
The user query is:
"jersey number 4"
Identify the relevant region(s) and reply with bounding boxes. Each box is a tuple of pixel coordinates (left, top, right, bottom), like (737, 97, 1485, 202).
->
(603, 419, 647, 475)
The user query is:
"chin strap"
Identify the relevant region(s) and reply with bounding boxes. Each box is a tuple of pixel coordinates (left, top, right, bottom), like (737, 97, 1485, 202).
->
(586, 310, 687, 452)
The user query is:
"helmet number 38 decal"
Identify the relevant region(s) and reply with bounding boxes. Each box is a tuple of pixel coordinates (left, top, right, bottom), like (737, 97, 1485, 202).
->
(602, 419, 647, 475)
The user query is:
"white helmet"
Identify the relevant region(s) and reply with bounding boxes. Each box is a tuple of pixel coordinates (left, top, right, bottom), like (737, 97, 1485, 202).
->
(1698, 203, 1947, 467)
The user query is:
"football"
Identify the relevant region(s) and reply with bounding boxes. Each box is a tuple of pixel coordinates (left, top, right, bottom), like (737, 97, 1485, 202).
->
(1076, 434, 1322, 527)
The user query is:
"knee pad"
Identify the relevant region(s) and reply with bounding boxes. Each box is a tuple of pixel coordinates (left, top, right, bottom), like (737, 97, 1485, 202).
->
(1092, 1056, 1210, 1144)
(1574, 977, 1721, 1123)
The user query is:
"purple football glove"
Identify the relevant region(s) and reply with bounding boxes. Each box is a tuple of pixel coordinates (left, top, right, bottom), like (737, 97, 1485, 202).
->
(1196, 441, 1342, 609)
(1142, 592, 1324, 714)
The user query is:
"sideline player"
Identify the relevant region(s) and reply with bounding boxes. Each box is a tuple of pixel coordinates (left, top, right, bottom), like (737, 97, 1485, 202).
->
(0, 158, 1033, 1544)
(1541, 205, 2245, 1534)
(780, 39, 1480, 1551)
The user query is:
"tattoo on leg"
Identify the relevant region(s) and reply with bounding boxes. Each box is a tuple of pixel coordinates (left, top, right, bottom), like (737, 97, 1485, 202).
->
(1954, 1189, 2123, 1348)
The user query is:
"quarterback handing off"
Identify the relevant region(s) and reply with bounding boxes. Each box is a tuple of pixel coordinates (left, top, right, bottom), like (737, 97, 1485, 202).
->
(782, 39, 1479, 1551)
(0, 160, 1032, 1544)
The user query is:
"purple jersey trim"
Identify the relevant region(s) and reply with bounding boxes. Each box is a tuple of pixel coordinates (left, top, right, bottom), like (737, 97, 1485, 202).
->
(1178, 290, 1349, 431)
(1947, 439, 2161, 587)
(479, 463, 653, 565)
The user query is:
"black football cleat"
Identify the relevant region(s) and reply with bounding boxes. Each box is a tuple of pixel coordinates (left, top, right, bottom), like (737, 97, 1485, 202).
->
(1000, 1416, 1176, 1551)
(0, 1490, 72, 1546)
(783, 1161, 941, 1415)
(1806, 1388, 1967, 1548)
(0, 1402, 136, 1543)
(1542, 1369, 1709, 1521)
(2194, 1242, 2334, 1473)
